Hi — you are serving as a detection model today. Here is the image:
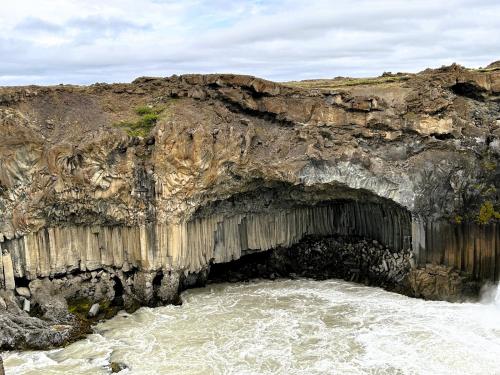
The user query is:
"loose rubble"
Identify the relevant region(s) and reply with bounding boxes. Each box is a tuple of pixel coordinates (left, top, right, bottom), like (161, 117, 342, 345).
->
(209, 235, 414, 291)
(209, 234, 478, 300)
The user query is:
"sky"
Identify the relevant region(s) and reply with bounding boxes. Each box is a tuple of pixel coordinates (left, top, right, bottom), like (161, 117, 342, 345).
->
(0, 0, 499, 85)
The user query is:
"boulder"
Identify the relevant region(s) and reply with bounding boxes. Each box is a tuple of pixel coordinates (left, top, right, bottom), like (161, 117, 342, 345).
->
(110, 361, 128, 373)
(16, 287, 31, 299)
(88, 303, 100, 318)
(22, 298, 30, 313)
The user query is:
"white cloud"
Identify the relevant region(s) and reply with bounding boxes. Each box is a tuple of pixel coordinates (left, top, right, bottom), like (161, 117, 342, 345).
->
(0, 0, 499, 85)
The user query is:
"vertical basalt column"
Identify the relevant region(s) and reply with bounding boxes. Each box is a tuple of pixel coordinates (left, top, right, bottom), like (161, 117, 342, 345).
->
(1, 247, 15, 290)
(411, 217, 426, 267)
(411, 217, 499, 282)
(0, 354, 5, 375)
(0, 200, 417, 285)
(0, 244, 4, 290)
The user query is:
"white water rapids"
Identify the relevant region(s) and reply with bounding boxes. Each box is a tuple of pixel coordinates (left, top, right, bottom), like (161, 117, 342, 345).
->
(3, 279, 500, 374)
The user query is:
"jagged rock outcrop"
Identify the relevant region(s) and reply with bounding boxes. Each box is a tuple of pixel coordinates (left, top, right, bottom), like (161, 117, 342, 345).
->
(0, 62, 499, 349)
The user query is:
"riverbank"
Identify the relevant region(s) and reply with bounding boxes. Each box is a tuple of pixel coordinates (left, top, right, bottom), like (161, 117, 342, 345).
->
(3, 279, 500, 374)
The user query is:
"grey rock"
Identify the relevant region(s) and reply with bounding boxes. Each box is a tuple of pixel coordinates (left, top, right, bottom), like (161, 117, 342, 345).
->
(16, 287, 31, 299)
(156, 272, 181, 304)
(409, 258, 416, 269)
(88, 303, 100, 318)
(382, 260, 389, 272)
(110, 361, 128, 373)
(22, 299, 30, 312)
(0, 311, 74, 350)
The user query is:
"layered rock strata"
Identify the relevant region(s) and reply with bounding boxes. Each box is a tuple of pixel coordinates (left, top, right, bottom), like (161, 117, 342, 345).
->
(0, 62, 499, 349)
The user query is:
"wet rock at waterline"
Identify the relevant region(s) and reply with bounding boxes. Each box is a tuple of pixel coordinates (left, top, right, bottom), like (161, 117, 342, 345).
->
(0, 289, 76, 350)
(88, 303, 100, 318)
(0, 63, 499, 350)
(110, 362, 128, 373)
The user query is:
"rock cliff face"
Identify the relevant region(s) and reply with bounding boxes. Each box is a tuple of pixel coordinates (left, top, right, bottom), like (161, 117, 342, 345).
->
(0, 63, 499, 349)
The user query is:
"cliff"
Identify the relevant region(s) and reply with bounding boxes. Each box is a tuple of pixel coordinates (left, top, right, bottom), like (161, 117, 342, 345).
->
(0, 63, 499, 349)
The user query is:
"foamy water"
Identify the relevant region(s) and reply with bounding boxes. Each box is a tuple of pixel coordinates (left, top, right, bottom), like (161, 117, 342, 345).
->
(3, 279, 500, 374)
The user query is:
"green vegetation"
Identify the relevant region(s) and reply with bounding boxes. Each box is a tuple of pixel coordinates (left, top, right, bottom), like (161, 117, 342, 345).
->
(135, 105, 155, 116)
(114, 105, 165, 137)
(454, 153, 499, 225)
(467, 66, 500, 73)
(417, 151, 499, 225)
(473, 153, 499, 224)
(482, 159, 497, 171)
(284, 75, 411, 90)
(68, 298, 119, 320)
(67, 298, 93, 316)
(477, 201, 500, 224)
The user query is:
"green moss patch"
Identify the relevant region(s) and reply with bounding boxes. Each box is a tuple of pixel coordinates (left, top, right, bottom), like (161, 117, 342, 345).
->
(67, 298, 93, 316)
(67, 298, 121, 321)
(477, 201, 500, 224)
(114, 105, 167, 137)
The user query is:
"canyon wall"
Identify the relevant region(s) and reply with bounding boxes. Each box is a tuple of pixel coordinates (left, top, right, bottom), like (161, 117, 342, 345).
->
(0, 62, 499, 348)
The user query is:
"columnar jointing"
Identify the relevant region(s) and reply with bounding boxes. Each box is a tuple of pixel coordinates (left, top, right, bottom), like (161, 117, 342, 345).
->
(412, 220, 499, 282)
(0, 200, 411, 286)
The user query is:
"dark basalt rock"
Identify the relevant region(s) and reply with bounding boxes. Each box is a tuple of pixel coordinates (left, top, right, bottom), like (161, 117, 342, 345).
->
(110, 361, 128, 373)
(209, 235, 413, 289)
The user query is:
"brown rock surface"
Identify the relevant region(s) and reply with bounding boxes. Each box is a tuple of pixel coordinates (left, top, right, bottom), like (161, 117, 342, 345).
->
(0, 66, 498, 239)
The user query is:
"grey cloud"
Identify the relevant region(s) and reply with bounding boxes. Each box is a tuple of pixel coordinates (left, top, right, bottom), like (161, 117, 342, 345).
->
(1, 0, 499, 85)
(12, 15, 151, 45)
(70, 16, 152, 34)
(14, 17, 62, 33)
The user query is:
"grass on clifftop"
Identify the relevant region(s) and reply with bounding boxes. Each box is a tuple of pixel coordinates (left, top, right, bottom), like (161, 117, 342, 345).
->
(284, 75, 411, 90)
(467, 66, 500, 73)
(114, 105, 163, 137)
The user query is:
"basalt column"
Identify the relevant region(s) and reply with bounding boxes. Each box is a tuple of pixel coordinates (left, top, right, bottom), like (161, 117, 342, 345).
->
(412, 219, 500, 282)
(0, 194, 412, 285)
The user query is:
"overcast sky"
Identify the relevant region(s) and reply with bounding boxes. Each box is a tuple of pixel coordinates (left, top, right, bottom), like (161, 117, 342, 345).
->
(0, 0, 499, 85)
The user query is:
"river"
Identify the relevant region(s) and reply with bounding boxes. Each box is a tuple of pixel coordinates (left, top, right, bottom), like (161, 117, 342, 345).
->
(3, 279, 500, 374)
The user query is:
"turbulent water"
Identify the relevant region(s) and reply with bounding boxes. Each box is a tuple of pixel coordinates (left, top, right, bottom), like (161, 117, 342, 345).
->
(4, 279, 500, 375)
